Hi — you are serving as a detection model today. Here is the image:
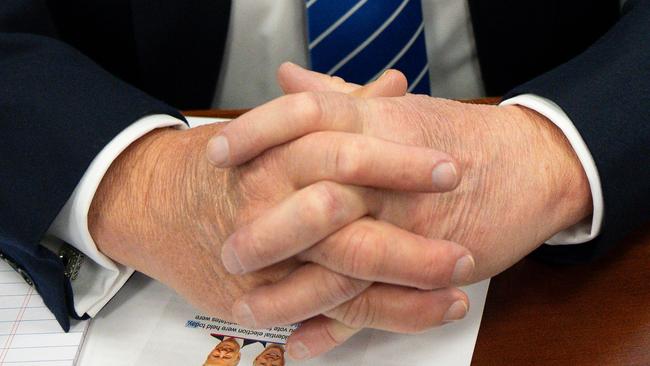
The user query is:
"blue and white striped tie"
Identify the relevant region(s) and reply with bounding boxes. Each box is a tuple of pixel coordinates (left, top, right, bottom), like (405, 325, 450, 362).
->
(306, 0, 431, 94)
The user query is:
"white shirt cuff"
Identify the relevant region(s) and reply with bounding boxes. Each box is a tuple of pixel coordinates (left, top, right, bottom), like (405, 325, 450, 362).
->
(46, 115, 187, 317)
(501, 95, 604, 245)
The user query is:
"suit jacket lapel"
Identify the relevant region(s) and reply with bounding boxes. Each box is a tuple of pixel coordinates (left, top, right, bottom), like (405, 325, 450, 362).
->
(130, 0, 232, 109)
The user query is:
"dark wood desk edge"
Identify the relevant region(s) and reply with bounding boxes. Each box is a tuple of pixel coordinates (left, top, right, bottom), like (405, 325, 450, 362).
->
(183, 97, 503, 119)
(184, 109, 249, 119)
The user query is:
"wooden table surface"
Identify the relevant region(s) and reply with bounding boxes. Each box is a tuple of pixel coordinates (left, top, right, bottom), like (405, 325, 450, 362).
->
(186, 108, 650, 366)
(473, 227, 650, 366)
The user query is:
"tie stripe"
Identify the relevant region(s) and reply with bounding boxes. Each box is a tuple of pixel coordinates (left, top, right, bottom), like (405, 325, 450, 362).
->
(365, 22, 425, 83)
(326, 0, 412, 78)
(306, 0, 430, 94)
(307, 0, 367, 43)
(309, 0, 405, 74)
(309, 0, 369, 50)
(408, 63, 430, 92)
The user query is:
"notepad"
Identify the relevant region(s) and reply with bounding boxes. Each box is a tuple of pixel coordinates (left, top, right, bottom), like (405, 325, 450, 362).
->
(0, 261, 87, 366)
(79, 272, 489, 366)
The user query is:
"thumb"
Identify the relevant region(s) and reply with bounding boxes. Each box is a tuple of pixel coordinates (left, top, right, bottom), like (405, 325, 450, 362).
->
(277, 62, 407, 97)
(277, 62, 359, 94)
(352, 69, 408, 98)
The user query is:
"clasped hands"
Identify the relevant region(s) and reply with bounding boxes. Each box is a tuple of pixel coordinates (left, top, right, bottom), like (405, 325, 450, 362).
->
(89, 63, 591, 360)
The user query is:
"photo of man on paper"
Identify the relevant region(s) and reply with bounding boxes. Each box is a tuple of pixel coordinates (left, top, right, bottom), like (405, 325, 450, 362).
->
(204, 333, 286, 366)
(253, 344, 286, 366)
(203, 337, 242, 366)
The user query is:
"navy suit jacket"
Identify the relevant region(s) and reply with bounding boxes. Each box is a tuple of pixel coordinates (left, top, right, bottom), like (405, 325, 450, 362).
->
(0, 0, 648, 330)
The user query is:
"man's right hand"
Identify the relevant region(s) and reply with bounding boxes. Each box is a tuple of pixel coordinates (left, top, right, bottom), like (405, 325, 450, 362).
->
(86, 94, 471, 323)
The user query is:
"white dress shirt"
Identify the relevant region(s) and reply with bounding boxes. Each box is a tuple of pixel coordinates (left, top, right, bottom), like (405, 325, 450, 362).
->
(46, 0, 604, 317)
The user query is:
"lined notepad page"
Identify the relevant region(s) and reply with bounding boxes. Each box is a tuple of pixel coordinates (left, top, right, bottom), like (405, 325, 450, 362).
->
(0, 261, 87, 365)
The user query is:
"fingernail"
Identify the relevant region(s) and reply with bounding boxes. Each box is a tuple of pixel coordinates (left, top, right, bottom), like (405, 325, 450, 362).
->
(221, 240, 244, 274)
(233, 302, 257, 328)
(431, 162, 458, 190)
(380, 69, 391, 78)
(443, 300, 468, 322)
(282, 61, 297, 69)
(206, 135, 230, 166)
(287, 341, 311, 360)
(451, 255, 475, 285)
(284, 61, 306, 71)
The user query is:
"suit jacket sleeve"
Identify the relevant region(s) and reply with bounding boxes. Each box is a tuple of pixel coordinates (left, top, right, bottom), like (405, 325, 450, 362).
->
(0, 0, 184, 330)
(505, 0, 650, 263)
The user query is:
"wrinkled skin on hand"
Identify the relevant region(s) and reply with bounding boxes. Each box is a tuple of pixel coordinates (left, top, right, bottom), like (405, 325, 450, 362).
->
(212, 91, 592, 284)
(339, 95, 591, 280)
(88, 124, 301, 317)
(88, 92, 590, 328)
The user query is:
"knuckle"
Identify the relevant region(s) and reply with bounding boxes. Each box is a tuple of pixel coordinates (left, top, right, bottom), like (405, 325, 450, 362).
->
(292, 92, 323, 128)
(321, 321, 347, 347)
(331, 275, 364, 301)
(337, 294, 376, 329)
(319, 271, 367, 305)
(303, 182, 346, 225)
(340, 224, 379, 277)
(333, 139, 367, 182)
